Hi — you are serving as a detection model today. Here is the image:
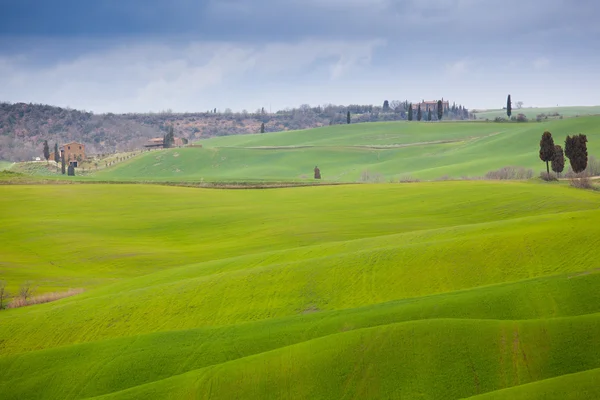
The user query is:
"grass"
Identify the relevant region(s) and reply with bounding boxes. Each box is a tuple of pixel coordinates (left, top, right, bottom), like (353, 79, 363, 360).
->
(1, 181, 600, 398)
(0, 160, 13, 171)
(473, 106, 600, 120)
(88, 115, 600, 182)
(465, 368, 600, 399)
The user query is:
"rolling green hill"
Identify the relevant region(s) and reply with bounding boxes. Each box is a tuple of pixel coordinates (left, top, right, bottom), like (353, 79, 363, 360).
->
(1, 182, 600, 399)
(92, 116, 600, 182)
(0, 160, 12, 171)
(473, 106, 600, 120)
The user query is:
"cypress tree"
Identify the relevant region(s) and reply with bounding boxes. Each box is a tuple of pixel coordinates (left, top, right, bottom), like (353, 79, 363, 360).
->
(427, 109, 432, 121)
(437, 100, 443, 121)
(54, 143, 60, 163)
(565, 134, 588, 174)
(408, 104, 413, 121)
(417, 105, 422, 121)
(347, 111, 351, 124)
(43, 140, 50, 163)
(551, 145, 565, 178)
(163, 125, 175, 148)
(383, 100, 390, 111)
(61, 153, 66, 175)
(260, 123, 265, 134)
(539, 131, 555, 175)
(507, 95, 512, 118)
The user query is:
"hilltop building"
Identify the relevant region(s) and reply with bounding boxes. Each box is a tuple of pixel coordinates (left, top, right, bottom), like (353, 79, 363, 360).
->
(49, 142, 86, 167)
(412, 100, 450, 112)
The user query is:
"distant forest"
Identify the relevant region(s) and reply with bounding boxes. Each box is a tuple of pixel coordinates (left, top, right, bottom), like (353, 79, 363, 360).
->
(0, 100, 473, 161)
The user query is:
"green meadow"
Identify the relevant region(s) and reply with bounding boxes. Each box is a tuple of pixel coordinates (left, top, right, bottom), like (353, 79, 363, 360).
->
(92, 116, 600, 182)
(0, 160, 13, 171)
(473, 106, 600, 120)
(1, 180, 600, 399)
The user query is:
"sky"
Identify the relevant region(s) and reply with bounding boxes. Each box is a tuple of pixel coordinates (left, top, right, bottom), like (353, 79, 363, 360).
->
(0, 0, 598, 113)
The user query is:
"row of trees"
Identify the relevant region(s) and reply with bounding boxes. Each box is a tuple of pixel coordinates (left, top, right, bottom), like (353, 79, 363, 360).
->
(406, 101, 446, 122)
(42, 140, 60, 164)
(539, 131, 588, 176)
(42, 140, 74, 175)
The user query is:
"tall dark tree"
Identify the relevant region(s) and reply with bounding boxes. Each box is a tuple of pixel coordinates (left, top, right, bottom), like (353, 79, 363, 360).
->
(260, 123, 265, 134)
(539, 131, 555, 175)
(43, 140, 50, 163)
(54, 143, 60, 164)
(507, 95, 512, 118)
(383, 100, 390, 111)
(61, 152, 66, 175)
(437, 100, 443, 121)
(408, 104, 413, 121)
(163, 125, 175, 148)
(427, 109, 432, 121)
(314, 166, 321, 179)
(417, 105, 422, 121)
(347, 111, 351, 124)
(551, 145, 565, 177)
(565, 134, 588, 174)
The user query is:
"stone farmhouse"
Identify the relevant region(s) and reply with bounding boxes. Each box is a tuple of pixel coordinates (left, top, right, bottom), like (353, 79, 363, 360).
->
(412, 100, 450, 112)
(49, 142, 86, 167)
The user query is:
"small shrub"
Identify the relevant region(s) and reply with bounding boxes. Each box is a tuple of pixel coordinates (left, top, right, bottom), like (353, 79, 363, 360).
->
(516, 113, 528, 122)
(398, 175, 421, 183)
(569, 176, 593, 189)
(360, 170, 383, 183)
(7, 288, 84, 309)
(435, 174, 452, 181)
(539, 172, 558, 182)
(484, 166, 534, 180)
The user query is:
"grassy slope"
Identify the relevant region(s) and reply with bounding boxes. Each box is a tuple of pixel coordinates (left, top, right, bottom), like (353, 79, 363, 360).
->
(2, 271, 600, 400)
(0, 160, 13, 170)
(473, 106, 600, 120)
(93, 116, 600, 182)
(1, 182, 600, 399)
(2, 182, 599, 294)
(464, 368, 600, 400)
(90, 315, 600, 400)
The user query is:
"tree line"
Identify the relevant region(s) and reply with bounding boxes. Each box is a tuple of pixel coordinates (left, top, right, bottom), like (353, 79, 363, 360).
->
(539, 131, 588, 178)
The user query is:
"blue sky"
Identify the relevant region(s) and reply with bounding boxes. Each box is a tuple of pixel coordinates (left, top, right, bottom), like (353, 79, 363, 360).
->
(0, 0, 598, 113)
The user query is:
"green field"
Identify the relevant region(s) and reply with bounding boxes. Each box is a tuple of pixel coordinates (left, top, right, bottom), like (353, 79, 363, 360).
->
(473, 106, 600, 120)
(0, 160, 13, 171)
(1, 181, 600, 399)
(91, 115, 600, 182)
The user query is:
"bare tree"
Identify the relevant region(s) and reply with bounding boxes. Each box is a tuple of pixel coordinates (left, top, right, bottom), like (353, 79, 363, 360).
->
(515, 101, 524, 109)
(19, 281, 35, 304)
(0, 281, 9, 310)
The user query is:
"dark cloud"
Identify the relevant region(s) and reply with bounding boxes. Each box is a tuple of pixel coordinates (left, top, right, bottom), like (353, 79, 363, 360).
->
(2, 0, 596, 45)
(0, 0, 598, 112)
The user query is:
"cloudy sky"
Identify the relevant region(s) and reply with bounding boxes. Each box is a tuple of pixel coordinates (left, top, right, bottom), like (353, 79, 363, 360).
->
(0, 0, 598, 113)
